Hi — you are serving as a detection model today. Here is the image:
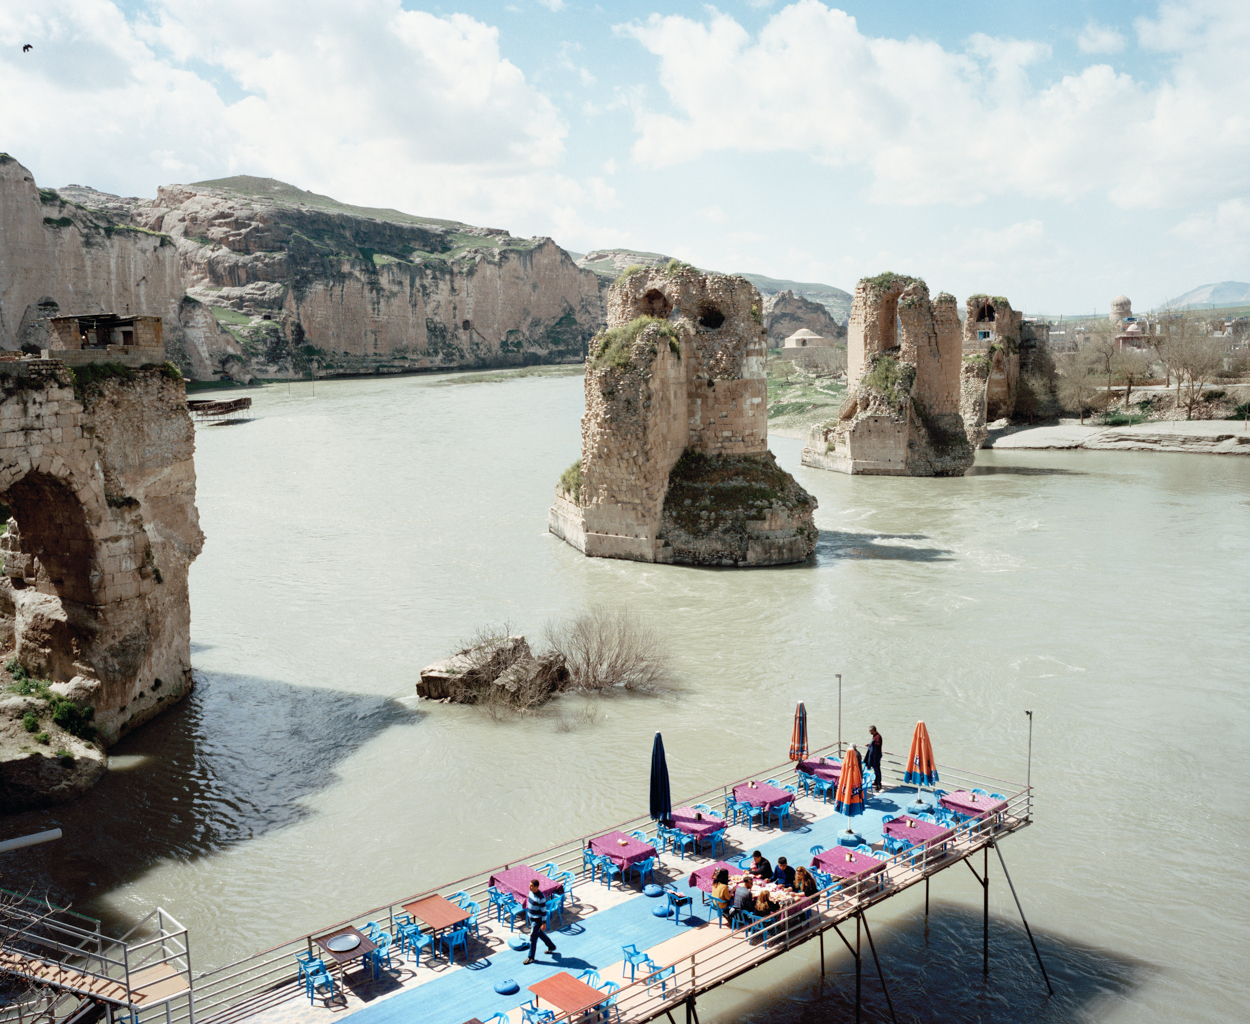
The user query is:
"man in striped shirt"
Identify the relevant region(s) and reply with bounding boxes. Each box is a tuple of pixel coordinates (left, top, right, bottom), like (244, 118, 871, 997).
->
(523, 878, 558, 964)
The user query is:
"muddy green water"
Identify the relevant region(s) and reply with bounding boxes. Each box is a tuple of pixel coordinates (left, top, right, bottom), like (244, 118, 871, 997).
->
(5, 373, 1249, 1024)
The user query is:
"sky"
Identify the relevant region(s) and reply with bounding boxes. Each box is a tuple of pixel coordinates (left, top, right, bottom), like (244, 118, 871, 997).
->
(1, 0, 1248, 314)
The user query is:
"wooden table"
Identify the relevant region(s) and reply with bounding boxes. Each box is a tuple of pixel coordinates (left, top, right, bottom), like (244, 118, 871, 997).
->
(403, 895, 472, 959)
(313, 926, 377, 979)
(529, 971, 608, 1017)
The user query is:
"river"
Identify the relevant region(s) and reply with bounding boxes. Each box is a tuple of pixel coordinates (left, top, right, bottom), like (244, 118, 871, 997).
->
(4, 371, 1248, 1024)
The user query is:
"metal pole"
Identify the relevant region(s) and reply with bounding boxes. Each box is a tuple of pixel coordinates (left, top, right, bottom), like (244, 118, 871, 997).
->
(855, 912, 862, 1024)
(837, 674, 842, 753)
(0, 828, 63, 853)
(993, 842, 1054, 995)
(820, 928, 825, 978)
(859, 912, 898, 1024)
(925, 875, 929, 917)
(1025, 710, 1033, 804)
(983, 844, 990, 975)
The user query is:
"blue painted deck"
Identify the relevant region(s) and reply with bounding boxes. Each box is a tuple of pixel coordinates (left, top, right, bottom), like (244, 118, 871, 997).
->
(349, 787, 927, 1024)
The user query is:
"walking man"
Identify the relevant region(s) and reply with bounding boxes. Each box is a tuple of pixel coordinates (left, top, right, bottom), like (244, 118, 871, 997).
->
(865, 725, 883, 793)
(522, 878, 558, 964)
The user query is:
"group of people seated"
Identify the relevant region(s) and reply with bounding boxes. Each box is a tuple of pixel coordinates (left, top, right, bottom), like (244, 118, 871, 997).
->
(709, 850, 820, 923)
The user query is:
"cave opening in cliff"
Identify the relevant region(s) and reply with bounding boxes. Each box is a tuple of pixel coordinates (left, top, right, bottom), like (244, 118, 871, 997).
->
(697, 303, 725, 330)
(976, 301, 996, 323)
(641, 289, 672, 318)
(2, 472, 95, 606)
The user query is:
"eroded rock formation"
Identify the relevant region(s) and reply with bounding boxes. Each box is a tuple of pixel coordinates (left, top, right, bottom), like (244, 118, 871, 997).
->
(549, 268, 816, 566)
(802, 274, 973, 476)
(763, 290, 845, 348)
(0, 359, 202, 810)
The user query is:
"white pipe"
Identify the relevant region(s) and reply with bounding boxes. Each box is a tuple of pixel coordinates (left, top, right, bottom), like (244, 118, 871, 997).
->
(0, 828, 63, 853)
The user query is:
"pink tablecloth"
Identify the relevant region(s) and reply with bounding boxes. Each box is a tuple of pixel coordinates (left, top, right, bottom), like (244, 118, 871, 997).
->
(734, 782, 793, 810)
(940, 791, 1007, 820)
(488, 864, 564, 906)
(672, 807, 724, 839)
(883, 815, 953, 848)
(797, 758, 842, 781)
(812, 848, 885, 880)
(688, 861, 737, 891)
(589, 831, 656, 869)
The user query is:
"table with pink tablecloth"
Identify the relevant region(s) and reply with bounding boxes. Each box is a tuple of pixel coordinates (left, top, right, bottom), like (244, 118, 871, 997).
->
(672, 807, 724, 839)
(589, 831, 656, 869)
(940, 791, 1007, 820)
(733, 782, 793, 810)
(797, 758, 842, 782)
(488, 864, 564, 907)
(688, 861, 738, 892)
(883, 815, 954, 849)
(811, 847, 885, 881)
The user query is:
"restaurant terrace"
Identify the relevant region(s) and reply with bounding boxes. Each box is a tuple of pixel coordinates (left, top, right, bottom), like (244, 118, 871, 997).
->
(0, 731, 1045, 1024)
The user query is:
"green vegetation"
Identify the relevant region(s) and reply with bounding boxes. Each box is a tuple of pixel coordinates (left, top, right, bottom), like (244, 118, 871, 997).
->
(211, 305, 252, 324)
(862, 271, 919, 294)
(665, 259, 692, 276)
(1231, 401, 1250, 420)
(589, 316, 678, 371)
(662, 449, 815, 534)
(5, 659, 96, 743)
(56, 748, 75, 766)
(42, 216, 74, 228)
(1102, 411, 1147, 426)
(105, 494, 140, 509)
(34, 731, 49, 745)
(612, 264, 647, 286)
(560, 459, 582, 501)
(68, 361, 136, 404)
(38, 188, 63, 205)
(861, 353, 915, 407)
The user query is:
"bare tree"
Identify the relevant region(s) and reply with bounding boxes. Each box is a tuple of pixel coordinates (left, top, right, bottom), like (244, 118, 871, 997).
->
(545, 607, 673, 693)
(1056, 351, 1100, 424)
(1111, 349, 1151, 411)
(1173, 330, 1226, 419)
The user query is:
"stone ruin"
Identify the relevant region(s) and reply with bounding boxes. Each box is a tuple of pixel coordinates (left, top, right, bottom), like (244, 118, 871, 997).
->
(0, 357, 202, 810)
(549, 267, 816, 566)
(802, 274, 973, 476)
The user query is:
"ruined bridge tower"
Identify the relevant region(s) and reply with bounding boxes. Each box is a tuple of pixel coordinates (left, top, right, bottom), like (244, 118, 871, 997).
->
(802, 274, 973, 477)
(0, 359, 203, 762)
(549, 267, 816, 566)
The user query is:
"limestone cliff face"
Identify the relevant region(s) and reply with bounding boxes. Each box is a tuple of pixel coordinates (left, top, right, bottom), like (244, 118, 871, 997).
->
(763, 290, 845, 347)
(140, 180, 606, 378)
(0, 158, 244, 380)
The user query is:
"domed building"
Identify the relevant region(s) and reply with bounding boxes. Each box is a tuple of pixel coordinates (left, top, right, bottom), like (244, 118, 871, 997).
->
(1110, 294, 1132, 321)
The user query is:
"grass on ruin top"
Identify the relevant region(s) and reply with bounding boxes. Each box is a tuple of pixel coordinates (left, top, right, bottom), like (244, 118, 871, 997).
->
(4, 659, 96, 745)
(590, 316, 679, 370)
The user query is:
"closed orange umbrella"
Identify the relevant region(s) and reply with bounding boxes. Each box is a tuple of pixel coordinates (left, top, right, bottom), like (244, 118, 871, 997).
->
(904, 720, 939, 787)
(789, 702, 809, 761)
(834, 744, 865, 822)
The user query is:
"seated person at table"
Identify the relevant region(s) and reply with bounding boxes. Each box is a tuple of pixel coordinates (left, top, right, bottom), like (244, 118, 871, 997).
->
(711, 869, 731, 905)
(754, 890, 779, 916)
(793, 866, 819, 897)
(749, 851, 772, 878)
(771, 856, 795, 889)
(731, 875, 755, 915)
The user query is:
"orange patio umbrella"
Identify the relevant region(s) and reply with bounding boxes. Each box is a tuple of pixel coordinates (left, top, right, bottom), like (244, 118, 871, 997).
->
(833, 743, 865, 839)
(904, 720, 940, 788)
(788, 702, 809, 762)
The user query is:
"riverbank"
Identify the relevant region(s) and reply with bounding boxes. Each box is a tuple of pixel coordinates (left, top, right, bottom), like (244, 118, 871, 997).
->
(985, 418, 1250, 455)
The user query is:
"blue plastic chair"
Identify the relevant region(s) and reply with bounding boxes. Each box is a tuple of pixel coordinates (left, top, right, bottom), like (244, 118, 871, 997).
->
(450, 890, 472, 907)
(770, 800, 792, 830)
(578, 968, 603, 988)
(810, 844, 825, 856)
(647, 964, 676, 997)
(629, 829, 650, 844)
(990, 793, 1006, 801)
(367, 933, 394, 979)
(971, 788, 989, 796)
(812, 777, 833, 802)
(863, 768, 876, 791)
(628, 856, 656, 887)
(464, 901, 482, 936)
(708, 894, 732, 928)
(622, 944, 655, 981)
(766, 778, 782, 787)
(583, 847, 600, 879)
(484, 1014, 511, 1024)
(917, 812, 938, 824)
(441, 925, 470, 965)
(521, 1000, 555, 1024)
(543, 894, 565, 929)
(554, 869, 578, 906)
(743, 802, 765, 830)
(294, 950, 324, 984)
(305, 965, 335, 1005)
(600, 857, 623, 888)
(663, 885, 693, 925)
(796, 771, 814, 795)
(495, 891, 521, 930)
(668, 829, 696, 861)
(597, 980, 621, 1022)
(693, 803, 713, 815)
(725, 795, 742, 825)
(541, 861, 562, 879)
(703, 828, 727, 858)
(397, 921, 434, 963)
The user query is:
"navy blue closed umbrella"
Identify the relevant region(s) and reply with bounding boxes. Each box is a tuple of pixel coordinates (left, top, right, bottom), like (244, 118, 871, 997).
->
(650, 732, 672, 826)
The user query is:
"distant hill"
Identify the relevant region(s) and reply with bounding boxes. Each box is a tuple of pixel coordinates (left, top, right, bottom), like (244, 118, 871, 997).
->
(575, 248, 851, 320)
(1164, 281, 1250, 310)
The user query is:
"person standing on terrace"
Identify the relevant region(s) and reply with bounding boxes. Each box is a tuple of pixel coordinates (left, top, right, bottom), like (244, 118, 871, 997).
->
(522, 878, 558, 964)
(865, 725, 884, 793)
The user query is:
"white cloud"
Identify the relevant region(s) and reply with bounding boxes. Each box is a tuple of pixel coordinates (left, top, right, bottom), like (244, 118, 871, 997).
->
(618, 0, 1250, 210)
(698, 205, 727, 223)
(1171, 198, 1250, 259)
(537, 0, 566, 12)
(0, 0, 584, 229)
(1078, 22, 1126, 53)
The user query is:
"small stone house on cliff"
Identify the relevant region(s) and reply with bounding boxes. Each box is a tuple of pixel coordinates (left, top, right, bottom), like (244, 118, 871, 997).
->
(47, 313, 165, 368)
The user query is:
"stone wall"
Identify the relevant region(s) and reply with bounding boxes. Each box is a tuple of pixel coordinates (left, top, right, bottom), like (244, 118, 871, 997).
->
(963, 295, 1022, 421)
(551, 268, 816, 565)
(803, 274, 973, 477)
(0, 361, 202, 747)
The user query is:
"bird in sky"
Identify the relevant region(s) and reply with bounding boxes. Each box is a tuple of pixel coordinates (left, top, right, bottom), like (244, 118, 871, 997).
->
(23, 44, 32, 52)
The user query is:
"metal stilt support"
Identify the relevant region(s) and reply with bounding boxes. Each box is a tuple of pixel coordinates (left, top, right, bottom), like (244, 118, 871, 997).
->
(983, 844, 990, 975)
(993, 842, 1054, 995)
(858, 912, 898, 1024)
(820, 928, 825, 978)
(925, 875, 930, 916)
(855, 913, 862, 1024)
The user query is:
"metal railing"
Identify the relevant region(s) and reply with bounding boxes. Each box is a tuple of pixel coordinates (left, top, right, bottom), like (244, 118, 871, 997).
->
(180, 741, 1030, 1024)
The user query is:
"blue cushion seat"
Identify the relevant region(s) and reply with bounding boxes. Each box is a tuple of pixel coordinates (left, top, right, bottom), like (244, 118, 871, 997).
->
(494, 979, 520, 995)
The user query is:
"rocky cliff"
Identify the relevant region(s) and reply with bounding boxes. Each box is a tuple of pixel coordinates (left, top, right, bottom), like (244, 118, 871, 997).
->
(2, 156, 606, 380)
(0, 155, 237, 379)
(763, 290, 846, 347)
